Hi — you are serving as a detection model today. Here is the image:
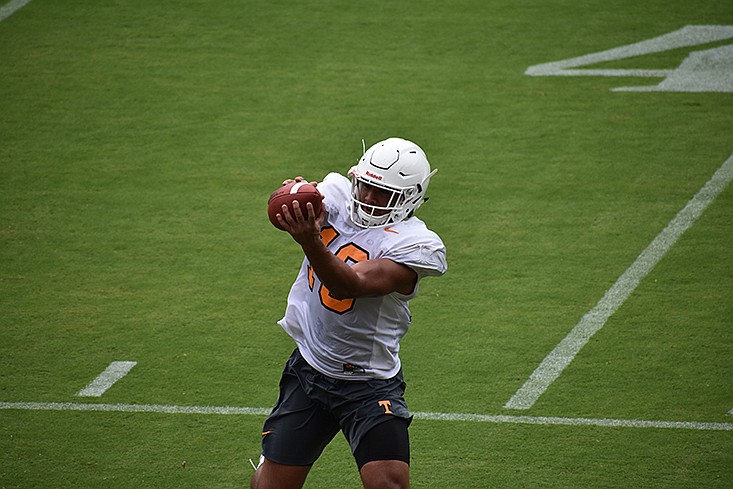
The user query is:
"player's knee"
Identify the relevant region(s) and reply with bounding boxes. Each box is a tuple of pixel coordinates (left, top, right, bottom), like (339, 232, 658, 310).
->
(359, 460, 409, 489)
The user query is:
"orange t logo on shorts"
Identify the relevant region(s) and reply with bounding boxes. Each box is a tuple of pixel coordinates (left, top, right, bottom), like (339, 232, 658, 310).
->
(378, 400, 393, 414)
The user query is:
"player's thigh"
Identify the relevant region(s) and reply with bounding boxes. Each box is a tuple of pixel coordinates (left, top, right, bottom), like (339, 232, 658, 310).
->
(262, 367, 340, 465)
(337, 373, 412, 464)
(353, 416, 411, 469)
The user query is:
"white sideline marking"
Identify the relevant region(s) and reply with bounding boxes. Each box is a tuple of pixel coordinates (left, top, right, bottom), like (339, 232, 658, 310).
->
(76, 361, 137, 397)
(505, 153, 733, 410)
(0, 401, 731, 431)
(0, 0, 32, 22)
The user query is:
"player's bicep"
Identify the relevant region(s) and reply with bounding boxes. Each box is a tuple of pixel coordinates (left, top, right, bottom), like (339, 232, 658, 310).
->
(352, 259, 417, 297)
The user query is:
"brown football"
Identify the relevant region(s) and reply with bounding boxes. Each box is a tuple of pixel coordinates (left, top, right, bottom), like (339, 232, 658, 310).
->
(267, 181, 324, 230)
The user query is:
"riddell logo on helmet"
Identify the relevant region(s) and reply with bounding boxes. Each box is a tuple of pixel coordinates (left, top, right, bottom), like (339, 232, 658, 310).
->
(366, 171, 383, 180)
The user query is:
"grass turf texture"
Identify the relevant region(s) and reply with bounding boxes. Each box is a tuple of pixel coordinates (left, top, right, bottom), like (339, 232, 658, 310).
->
(1, 0, 732, 487)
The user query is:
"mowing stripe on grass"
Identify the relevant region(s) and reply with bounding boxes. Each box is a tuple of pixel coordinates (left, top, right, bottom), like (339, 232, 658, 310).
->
(76, 361, 137, 397)
(1, 401, 731, 431)
(505, 153, 733, 410)
(0, 0, 32, 22)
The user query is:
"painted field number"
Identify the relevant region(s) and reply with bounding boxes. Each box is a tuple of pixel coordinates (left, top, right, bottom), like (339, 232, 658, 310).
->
(526, 25, 733, 92)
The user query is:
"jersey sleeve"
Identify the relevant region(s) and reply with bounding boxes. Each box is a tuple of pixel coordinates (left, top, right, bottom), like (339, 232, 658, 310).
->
(383, 228, 447, 279)
(318, 172, 350, 205)
(318, 172, 351, 226)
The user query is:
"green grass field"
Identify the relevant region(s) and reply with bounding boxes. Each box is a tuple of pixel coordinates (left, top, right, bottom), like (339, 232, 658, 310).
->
(1, 0, 732, 487)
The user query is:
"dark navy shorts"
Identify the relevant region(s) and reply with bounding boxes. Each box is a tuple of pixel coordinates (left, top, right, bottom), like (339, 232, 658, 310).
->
(261, 349, 412, 467)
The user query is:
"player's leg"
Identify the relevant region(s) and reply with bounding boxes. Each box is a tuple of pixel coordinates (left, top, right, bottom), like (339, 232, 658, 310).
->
(250, 459, 310, 489)
(332, 369, 412, 489)
(359, 460, 409, 489)
(354, 417, 411, 489)
(250, 350, 340, 489)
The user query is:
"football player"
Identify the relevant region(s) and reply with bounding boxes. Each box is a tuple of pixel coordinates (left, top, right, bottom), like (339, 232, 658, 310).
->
(251, 137, 447, 489)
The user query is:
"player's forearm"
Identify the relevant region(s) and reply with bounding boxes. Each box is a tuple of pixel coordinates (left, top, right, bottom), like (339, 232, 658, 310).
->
(299, 237, 362, 300)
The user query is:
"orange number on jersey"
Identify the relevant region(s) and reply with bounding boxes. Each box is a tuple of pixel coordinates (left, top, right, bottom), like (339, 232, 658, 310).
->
(308, 226, 370, 314)
(320, 242, 369, 313)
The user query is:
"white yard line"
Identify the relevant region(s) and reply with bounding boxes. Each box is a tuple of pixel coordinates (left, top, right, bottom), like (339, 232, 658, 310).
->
(0, 0, 32, 22)
(76, 361, 138, 397)
(0, 401, 270, 416)
(505, 153, 733, 410)
(415, 411, 733, 431)
(0, 401, 731, 431)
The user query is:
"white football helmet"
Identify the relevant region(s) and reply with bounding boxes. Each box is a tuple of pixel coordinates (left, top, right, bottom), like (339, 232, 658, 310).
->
(348, 137, 437, 228)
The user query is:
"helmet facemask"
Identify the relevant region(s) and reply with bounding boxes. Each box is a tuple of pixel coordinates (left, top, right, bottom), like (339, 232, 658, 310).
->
(350, 176, 413, 228)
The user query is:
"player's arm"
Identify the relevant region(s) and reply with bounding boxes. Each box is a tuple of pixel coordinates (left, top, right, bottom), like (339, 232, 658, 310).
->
(278, 200, 417, 298)
(308, 251, 417, 299)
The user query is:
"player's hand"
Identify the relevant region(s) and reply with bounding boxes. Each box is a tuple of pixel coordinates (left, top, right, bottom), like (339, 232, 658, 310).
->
(282, 176, 319, 188)
(278, 199, 325, 245)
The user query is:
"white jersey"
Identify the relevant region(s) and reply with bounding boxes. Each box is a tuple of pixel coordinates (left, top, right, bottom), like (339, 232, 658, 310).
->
(278, 172, 447, 380)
